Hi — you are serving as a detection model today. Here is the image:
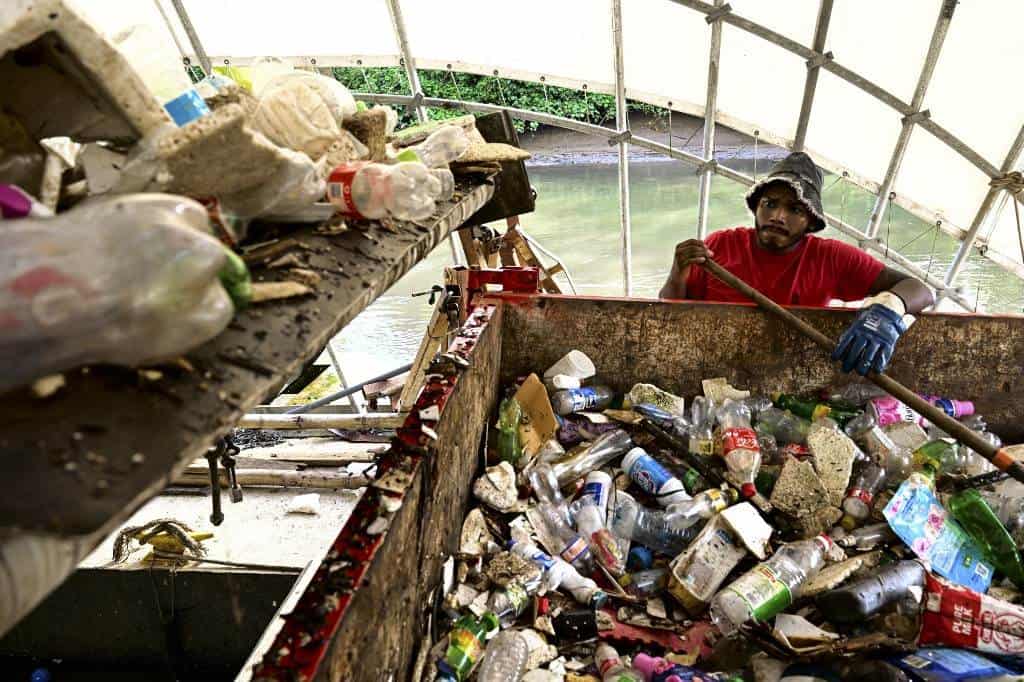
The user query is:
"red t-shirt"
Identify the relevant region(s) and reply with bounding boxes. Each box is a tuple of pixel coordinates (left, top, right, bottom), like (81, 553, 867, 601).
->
(684, 227, 885, 307)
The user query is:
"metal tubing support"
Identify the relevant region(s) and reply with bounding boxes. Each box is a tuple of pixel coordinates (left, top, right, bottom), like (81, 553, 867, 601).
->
(944, 123, 1024, 287)
(356, 92, 976, 310)
(385, 0, 428, 124)
(865, 0, 955, 240)
(168, 0, 212, 75)
(325, 342, 363, 414)
(696, 0, 725, 239)
(667, 0, 1000, 180)
(611, 0, 633, 296)
(793, 0, 834, 151)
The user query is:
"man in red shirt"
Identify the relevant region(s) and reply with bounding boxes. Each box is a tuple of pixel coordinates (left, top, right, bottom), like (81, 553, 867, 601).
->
(660, 152, 934, 376)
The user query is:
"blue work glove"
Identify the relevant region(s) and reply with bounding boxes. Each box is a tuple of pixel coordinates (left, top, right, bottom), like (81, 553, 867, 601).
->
(832, 294, 909, 376)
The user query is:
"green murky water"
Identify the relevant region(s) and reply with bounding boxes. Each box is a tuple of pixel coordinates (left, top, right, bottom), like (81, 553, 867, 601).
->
(327, 159, 1024, 385)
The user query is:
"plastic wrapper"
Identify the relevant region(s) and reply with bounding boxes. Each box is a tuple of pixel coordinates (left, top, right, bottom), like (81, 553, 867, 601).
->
(0, 194, 233, 393)
(250, 71, 357, 159)
(919, 572, 1024, 656)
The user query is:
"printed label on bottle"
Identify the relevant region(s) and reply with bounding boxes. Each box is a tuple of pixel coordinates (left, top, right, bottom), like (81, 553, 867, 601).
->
(704, 488, 728, 513)
(780, 443, 811, 459)
(582, 481, 609, 508)
(504, 582, 529, 615)
(727, 565, 793, 622)
(569, 387, 599, 411)
(871, 396, 922, 427)
(628, 454, 673, 495)
(528, 548, 556, 571)
(690, 437, 715, 456)
(722, 427, 760, 455)
(845, 487, 874, 505)
(561, 536, 590, 565)
(448, 627, 484, 665)
(326, 162, 371, 219)
(163, 88, 210, 126)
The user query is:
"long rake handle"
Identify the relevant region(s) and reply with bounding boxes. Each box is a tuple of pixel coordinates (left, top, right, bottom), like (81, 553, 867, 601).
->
(701, 258, 1024, 485)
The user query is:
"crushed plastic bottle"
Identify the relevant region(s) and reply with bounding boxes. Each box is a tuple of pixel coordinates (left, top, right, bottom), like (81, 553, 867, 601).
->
(476, 629, 529, 682)
(551, 385, 615, 416)
(496, 397, 523, 464)
(840, 460, 887, 530)
(821, 383, 889, 407)
(487, 573, 541, 628)
(610, 491, 699, 557)
(549, 429, 633, 487)
(715, 399, 761, 499)
(401, 125, 470, 168)
(666, 487, 738, 530)
(755, 407, 811, 445)
(773, 393, 858, 427)
(835, 521, 900, 551)
(618, 567, 668, 598)
(949, 489, 1024, 588)
(844, 412, 912, 483)
(529, 501, 593, 574)
(326, 160, 444, 223)
(981, 492, 1024, 548)
(711, 534, 832, 635)
(574, 471, 626, 575)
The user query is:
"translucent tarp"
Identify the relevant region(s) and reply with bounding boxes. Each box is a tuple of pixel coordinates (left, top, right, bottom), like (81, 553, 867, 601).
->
(69, 0, 1024, 278)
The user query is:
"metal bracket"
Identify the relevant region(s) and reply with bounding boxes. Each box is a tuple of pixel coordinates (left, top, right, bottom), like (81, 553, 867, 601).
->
(705, 3, 733, 23)
(696, 158, 718, 175)
(805, 51, 834, 70)
(607, 129, 633, 146)
(902, 109, 931, 125)
(411, 91, 425, 107)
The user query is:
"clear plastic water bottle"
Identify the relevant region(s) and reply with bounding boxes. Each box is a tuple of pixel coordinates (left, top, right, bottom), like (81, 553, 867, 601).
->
(816, 560, 926, 623)
(982, 492, 1024, 548)
(530, 501, 593, 574)
(834, 521, 900, 551)
(618, 566, 668, 598)
(715, 399, 762, 499)
(610, 491, 699, 557)
(507, 539, 606, 606)
(112, 25, 210, 126)
(402, 125, 470, 168)
(665, 487, 738, 530)
(551, 385, 615, 416)
(326, 161, 444, 222)
(821, 383, 888, 407)
(840, 460, 887, 530)
(688, 396, 716, 457)
(477, 629, 529, 682)
(621, 447, 691, 507)
(549, 429, 633, 487)
(574, 471, 626, 575)
(595, 642, 644, 682)
(755, 407, 811, 445)
(844, 412, 912, 484)
(711, 535, 832, 636)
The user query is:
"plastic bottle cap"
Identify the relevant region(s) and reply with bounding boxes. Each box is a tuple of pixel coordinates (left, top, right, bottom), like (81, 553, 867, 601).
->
(741, 483, 757, 499)
(840, 514, 858, 532)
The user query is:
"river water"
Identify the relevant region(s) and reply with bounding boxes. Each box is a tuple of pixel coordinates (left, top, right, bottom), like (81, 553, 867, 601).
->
(327, 158, 1023, 388)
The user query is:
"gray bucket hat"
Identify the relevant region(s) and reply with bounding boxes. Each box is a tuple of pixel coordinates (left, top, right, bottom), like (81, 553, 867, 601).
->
(745, 151, 827, 232)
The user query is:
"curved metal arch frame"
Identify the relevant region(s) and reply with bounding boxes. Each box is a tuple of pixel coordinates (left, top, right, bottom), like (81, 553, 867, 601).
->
(174, 0, 1024, 301)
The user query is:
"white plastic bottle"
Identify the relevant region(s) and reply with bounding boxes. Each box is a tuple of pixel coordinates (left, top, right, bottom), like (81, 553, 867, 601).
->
(112, 25, 209, 126)
(711, 534, 832, 635)
(326, 161, 443, 222)
(595, 642, 643, 682)
(622, 447, 691, 507)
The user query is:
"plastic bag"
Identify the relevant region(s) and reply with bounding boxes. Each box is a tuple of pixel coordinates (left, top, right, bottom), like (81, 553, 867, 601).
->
(0, 194, 234, 393)
(220, 146, 326, 220)
(249, 71, 357, 159)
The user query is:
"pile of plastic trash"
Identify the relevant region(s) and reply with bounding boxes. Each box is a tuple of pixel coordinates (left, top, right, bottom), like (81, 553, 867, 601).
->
(428, 350, 1024, 681)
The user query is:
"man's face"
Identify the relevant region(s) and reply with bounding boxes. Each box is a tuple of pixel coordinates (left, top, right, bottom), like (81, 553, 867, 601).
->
(754, 182, 812, 251)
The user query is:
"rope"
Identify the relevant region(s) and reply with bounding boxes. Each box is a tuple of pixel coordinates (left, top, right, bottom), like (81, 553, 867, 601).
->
(991, 170, 1024, 199)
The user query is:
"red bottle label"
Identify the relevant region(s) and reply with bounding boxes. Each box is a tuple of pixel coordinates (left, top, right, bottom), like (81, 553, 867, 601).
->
(326, 162, 371, 219)
(722, 427, 759, 455)
(845, 487, 874, 505)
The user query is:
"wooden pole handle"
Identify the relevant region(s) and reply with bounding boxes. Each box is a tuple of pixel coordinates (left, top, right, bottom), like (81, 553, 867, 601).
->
(701, 258, 1024, 485)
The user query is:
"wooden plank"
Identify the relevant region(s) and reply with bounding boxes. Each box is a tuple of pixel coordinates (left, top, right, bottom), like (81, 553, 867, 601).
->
(176, 466, 369, 490)
(236, 413, 406, 430)
(238, 438, 385, 463)
(0, 178, 493, 537)
(396, 297, 450, 412)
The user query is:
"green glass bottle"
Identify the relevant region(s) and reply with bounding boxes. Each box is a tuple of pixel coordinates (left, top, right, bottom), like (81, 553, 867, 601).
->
(772, 393, 859, 427)
(949, 489, 1024, 589)
(439, 612, 500, 680)
(496, 397, 523, 464)
(912, 440, 957, 485)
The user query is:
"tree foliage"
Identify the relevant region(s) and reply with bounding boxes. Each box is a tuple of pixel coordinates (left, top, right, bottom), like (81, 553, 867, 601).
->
(331, 67, 662, 133)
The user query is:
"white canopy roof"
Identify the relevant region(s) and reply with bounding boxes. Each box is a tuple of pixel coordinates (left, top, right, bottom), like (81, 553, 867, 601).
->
(72, 0, 1024, 296)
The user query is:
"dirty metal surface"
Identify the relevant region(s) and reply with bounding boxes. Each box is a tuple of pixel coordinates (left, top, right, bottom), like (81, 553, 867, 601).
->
(0, 179, 494, 535)
(248, 305, 502, 682)
(497, 294, 1024, 442)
